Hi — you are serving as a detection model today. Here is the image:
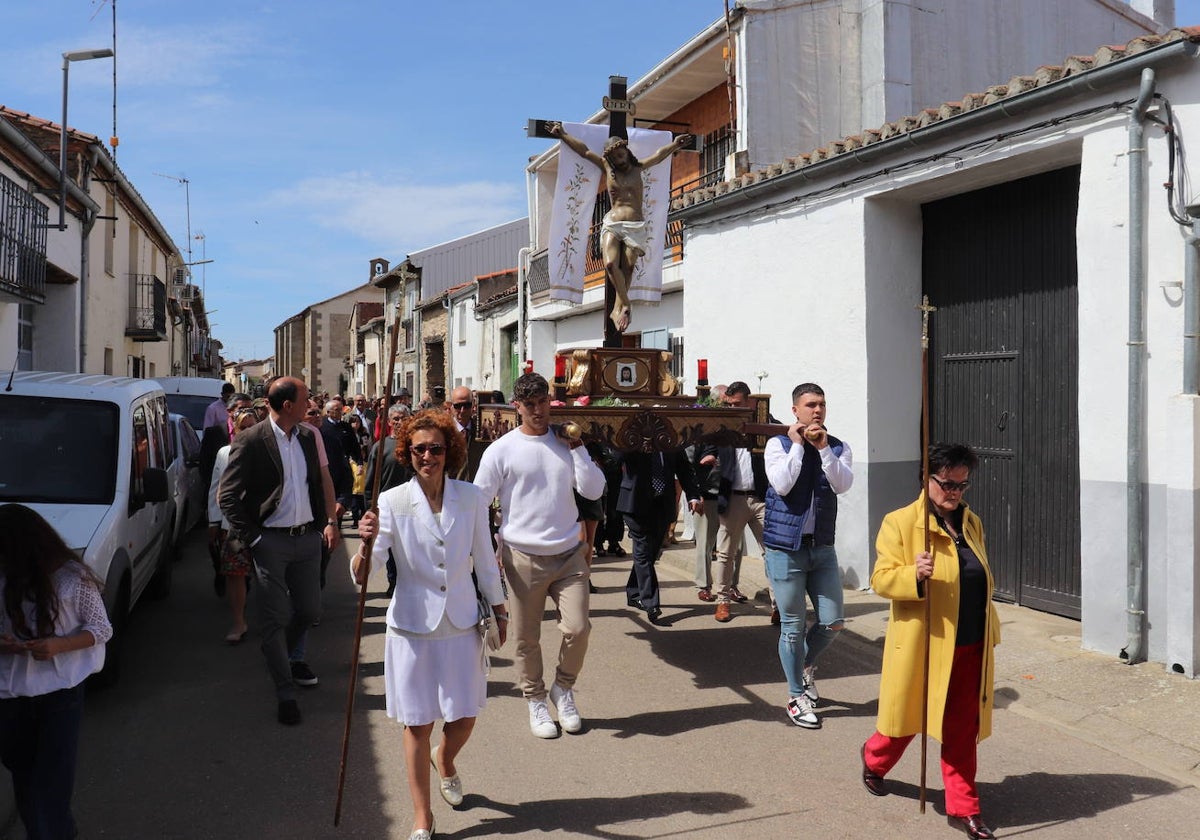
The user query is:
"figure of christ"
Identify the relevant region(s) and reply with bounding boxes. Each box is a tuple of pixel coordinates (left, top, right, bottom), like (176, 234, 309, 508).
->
(547, 122, 692, 333)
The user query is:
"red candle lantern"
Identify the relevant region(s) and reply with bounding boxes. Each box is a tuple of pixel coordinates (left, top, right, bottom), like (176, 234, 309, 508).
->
(554, 354, 566, 380)
(524, 359, 534, 374)
(697, 358, 708, 386)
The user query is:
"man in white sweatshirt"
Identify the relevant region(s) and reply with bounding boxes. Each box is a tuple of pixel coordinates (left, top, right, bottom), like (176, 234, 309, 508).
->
(475, 373, 606, 738)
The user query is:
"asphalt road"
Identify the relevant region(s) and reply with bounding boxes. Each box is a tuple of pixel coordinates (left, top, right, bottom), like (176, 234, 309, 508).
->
(10, 526, 1196, 839)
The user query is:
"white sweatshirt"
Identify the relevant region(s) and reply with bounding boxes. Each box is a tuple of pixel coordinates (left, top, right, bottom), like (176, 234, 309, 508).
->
(474, 428, 605, 555)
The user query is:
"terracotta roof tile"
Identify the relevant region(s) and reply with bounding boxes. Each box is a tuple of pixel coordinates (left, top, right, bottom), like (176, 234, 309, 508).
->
(1062, 55, 1097, 76)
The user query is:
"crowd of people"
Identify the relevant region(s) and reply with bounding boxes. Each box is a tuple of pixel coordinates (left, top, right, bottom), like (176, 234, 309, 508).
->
(0, 372, 999, 840)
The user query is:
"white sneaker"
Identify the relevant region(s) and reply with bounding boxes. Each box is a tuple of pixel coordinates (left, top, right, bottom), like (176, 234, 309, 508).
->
(528, 698, 559, 739)
(787, 694, 820, 729)
(549, 683, 583, 734)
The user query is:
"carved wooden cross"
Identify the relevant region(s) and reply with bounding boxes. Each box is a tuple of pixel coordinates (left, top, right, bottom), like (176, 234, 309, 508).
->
(529, 77, 636, 347)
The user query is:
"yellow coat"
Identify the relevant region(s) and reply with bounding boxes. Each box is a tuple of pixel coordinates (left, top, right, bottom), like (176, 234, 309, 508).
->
(870, 494, 1001, 743)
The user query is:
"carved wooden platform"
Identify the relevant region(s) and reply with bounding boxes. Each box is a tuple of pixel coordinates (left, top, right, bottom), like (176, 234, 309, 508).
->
(474, 399, 773, 453)
(472, 348, 776, 453)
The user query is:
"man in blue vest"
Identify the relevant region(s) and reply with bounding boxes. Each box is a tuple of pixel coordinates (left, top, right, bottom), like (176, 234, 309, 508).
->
(762, 383, 854, 729)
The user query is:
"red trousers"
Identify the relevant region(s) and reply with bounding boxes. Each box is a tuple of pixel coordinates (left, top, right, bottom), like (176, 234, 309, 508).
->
(863, 641, 984, 817)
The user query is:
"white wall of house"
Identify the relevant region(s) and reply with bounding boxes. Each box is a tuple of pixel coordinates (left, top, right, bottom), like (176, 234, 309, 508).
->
(737, 0, 1162, 172)
(679, 51, 1200, 674)
(448, 291, 484, 391)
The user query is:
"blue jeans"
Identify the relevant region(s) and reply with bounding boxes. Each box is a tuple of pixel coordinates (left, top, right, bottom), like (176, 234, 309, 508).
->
(0, 684, 85, 840)
(764, 544, 844, 698)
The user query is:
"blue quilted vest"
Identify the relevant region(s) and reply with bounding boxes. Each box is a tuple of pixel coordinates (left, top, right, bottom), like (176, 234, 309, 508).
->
(762, 435, 844, 550)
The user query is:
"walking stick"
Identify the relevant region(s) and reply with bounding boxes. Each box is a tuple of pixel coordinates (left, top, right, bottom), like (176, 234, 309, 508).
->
(917, 294, 936, 815)
(334, 309, 403, 827)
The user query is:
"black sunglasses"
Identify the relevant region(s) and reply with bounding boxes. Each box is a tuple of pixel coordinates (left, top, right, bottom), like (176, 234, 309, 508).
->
(931, 475, 970, 493)
(451, 401, 472, 410)
(411, 443, 446, 456)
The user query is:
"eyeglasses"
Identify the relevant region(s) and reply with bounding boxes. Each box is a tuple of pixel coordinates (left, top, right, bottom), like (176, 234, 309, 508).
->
(305, 410, 320, 417)
(451, 401, 472, 410)
(931, 475, 970, 493)
(411, 443, 446, 456)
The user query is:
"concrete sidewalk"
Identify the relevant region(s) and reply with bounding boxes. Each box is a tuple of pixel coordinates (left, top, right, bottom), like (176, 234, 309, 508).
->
(653, 534, 1200, 789)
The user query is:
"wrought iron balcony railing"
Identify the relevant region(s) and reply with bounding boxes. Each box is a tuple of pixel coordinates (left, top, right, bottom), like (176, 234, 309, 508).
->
(0, 173, 48, 305)
(126, 274, 167, 341)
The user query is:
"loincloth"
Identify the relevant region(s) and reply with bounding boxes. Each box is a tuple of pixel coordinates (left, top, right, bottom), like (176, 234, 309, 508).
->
(601, 211, 648, 256)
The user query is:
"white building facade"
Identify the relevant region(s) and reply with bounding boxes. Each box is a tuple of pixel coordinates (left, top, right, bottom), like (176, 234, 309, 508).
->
(521, 0, 1165, 376)
(674, 28, 1200, 676)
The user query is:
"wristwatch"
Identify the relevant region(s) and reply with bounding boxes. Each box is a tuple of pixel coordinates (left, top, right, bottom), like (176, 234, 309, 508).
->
(326, 518, 337, 527)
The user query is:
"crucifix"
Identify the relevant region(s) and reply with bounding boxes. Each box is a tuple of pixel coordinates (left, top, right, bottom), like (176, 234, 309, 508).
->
(915, 292, 937, 815)
(530, 75, 693, 347)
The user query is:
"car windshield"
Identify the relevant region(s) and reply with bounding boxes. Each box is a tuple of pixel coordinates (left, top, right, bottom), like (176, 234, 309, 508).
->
(165, 394, 214, 429)
(0, 396, 119, 504)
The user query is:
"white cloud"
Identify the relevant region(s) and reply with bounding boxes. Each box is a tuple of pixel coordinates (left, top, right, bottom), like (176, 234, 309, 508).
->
(266, 172, 525, 252)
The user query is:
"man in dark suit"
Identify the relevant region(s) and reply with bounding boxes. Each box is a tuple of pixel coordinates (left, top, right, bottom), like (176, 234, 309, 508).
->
(617, 447, 703, 625)
(219, 377, 337, 726)
(319, 399, 353, 516)
(350, 393, 376, 431)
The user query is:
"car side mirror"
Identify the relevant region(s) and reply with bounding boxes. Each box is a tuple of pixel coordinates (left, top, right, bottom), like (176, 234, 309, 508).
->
(142, 467, 169, 503)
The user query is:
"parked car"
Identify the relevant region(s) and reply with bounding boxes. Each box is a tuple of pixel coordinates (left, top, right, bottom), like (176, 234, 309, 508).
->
(167, 412, 205, 545)
(155, 376, 226, 430)
(0, 372, 175, 685)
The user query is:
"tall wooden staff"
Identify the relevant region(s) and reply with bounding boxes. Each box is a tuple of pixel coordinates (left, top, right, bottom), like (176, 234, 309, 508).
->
(334, 308, 403, 826)
(917, 294, 937, 814)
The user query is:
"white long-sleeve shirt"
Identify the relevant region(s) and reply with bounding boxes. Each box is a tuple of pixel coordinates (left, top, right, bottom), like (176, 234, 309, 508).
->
(764, 435, 854, 533)
(474, 428, 605, 555)
(0, 565, 112, 698)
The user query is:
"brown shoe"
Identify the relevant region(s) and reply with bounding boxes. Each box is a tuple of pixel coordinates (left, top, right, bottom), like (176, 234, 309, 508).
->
(697, 588, 716, 603)
(714, 603, 732, 623)
(861, 745, 887, 796)
(726, 586, 748, 603)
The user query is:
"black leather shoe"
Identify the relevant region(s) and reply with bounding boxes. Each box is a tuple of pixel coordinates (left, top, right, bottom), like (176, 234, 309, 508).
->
(860, 745, 887, 797)
(948, 814, 995, 840)
(626, 597, 645, 611)
(646, 607, 665, 625)
(278, 699, 301, 726)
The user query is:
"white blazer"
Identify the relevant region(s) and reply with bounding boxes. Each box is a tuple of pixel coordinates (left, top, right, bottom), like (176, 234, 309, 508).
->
(371, 479, 505, 634)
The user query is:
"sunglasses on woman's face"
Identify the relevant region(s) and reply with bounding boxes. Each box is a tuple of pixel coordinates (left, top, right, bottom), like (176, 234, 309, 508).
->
(931, 475, 970, 493)
(411, 443, 446, 456)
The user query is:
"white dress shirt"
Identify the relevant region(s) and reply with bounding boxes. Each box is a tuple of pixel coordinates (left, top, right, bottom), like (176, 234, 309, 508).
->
(262, 418, 314, 528)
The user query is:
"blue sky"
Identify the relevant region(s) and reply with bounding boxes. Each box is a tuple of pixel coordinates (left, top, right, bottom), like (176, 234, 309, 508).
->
(2, 1, 1198, 362)
(0, 1, 722, 360)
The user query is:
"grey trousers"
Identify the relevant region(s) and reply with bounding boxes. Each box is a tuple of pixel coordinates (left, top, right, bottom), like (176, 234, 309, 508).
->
(251, 530, 322, 701)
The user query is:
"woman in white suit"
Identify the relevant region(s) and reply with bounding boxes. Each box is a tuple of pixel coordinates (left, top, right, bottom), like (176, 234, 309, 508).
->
(354, 410, 507, 840)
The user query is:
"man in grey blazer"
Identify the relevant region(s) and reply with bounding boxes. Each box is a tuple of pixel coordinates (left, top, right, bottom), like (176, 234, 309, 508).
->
(219, 377, 338, 725)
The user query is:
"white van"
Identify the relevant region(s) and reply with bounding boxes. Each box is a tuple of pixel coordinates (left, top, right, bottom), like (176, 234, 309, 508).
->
(0, 372, 175, 683)
(155, 376, 226, 430)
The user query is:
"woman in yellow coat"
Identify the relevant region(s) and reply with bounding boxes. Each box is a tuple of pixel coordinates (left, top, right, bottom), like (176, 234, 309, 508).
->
(861, 443, 1001, 840)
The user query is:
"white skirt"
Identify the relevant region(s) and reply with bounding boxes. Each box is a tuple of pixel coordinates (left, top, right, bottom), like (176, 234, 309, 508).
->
(383, 625, 487, 726)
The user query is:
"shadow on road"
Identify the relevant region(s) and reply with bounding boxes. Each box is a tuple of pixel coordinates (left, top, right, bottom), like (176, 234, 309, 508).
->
(870, 769, 1181, 832)
(448, 791, 752, 839)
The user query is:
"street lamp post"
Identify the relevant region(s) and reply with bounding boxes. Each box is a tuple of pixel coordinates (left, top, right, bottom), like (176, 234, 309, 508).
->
(59, 48, 114, 229)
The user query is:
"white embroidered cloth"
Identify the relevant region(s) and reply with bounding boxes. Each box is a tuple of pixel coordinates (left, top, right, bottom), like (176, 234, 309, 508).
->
(547, 122, 674, 306)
